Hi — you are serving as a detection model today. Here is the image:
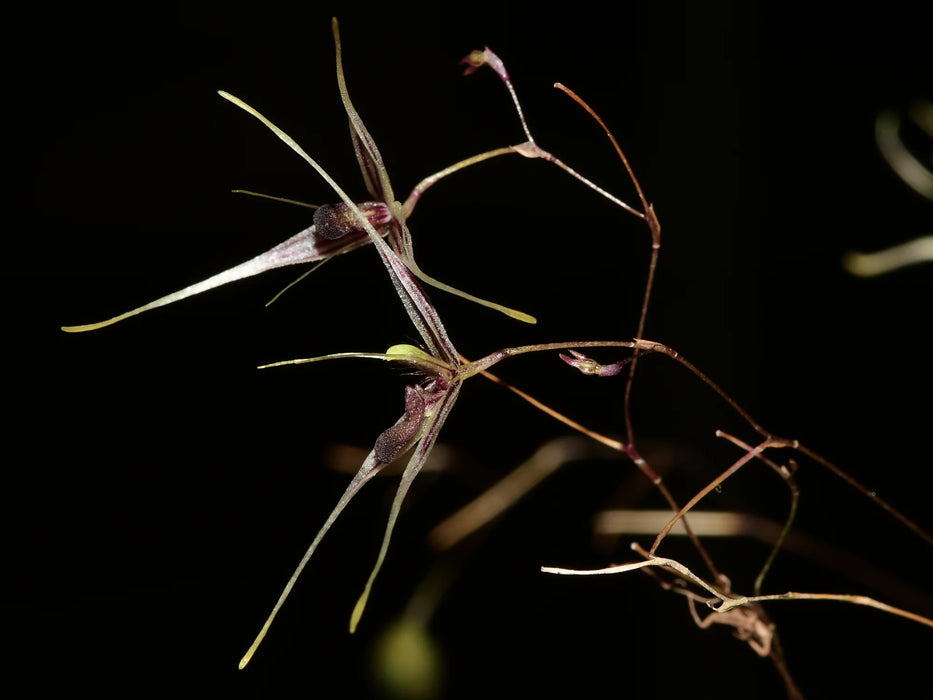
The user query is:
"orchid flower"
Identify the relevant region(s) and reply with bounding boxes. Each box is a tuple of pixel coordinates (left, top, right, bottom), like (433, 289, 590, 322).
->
(61, 20, 533, 333)
(231, 93, 470, 664)
(237, 272, 464, 669)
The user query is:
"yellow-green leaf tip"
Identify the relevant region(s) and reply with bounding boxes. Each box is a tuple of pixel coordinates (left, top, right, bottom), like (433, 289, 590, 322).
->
(385, 344, 436, 363)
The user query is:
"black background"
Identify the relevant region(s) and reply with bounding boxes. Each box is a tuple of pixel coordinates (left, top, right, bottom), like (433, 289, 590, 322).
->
(7, 2, 932, 698)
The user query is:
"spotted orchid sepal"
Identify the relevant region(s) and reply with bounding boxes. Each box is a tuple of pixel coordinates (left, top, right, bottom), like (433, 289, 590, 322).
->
(349, 376, 461, 633)
(237, 371, 461, 668)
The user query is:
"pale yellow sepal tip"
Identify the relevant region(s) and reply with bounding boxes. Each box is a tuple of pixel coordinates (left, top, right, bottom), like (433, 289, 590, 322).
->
(349, 585, 371, 634)
(508, 309, 537, 324)
(61, 316, 126, 333)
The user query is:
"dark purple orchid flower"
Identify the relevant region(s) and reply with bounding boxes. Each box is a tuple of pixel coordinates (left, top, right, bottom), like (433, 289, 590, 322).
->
(61, 20, 533, 333)
(231, 20, 473, 669)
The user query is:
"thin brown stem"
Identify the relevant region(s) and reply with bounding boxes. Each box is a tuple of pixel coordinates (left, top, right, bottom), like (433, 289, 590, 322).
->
(795, 443, 933, 548)
(633, 339, 769, 435)
(466, 360, 624, 451)
(720, 591, 933, 629)
(462, 340, 636, 378)
(717, 431, 801, 595)
(650, 437, 778, 555)
(466, 357, 720, 578)
(402, 147, 515, 219)
(553, 84, 660, 446)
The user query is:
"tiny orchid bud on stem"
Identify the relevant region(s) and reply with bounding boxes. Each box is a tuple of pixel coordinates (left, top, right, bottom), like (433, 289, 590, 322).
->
(460, 47, 532, 143)
(460, 48, 509, 82)
(559, 350, 630, 376)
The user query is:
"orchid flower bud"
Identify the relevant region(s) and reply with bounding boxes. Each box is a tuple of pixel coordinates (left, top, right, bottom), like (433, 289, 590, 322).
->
(559, 349, 629, 377)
